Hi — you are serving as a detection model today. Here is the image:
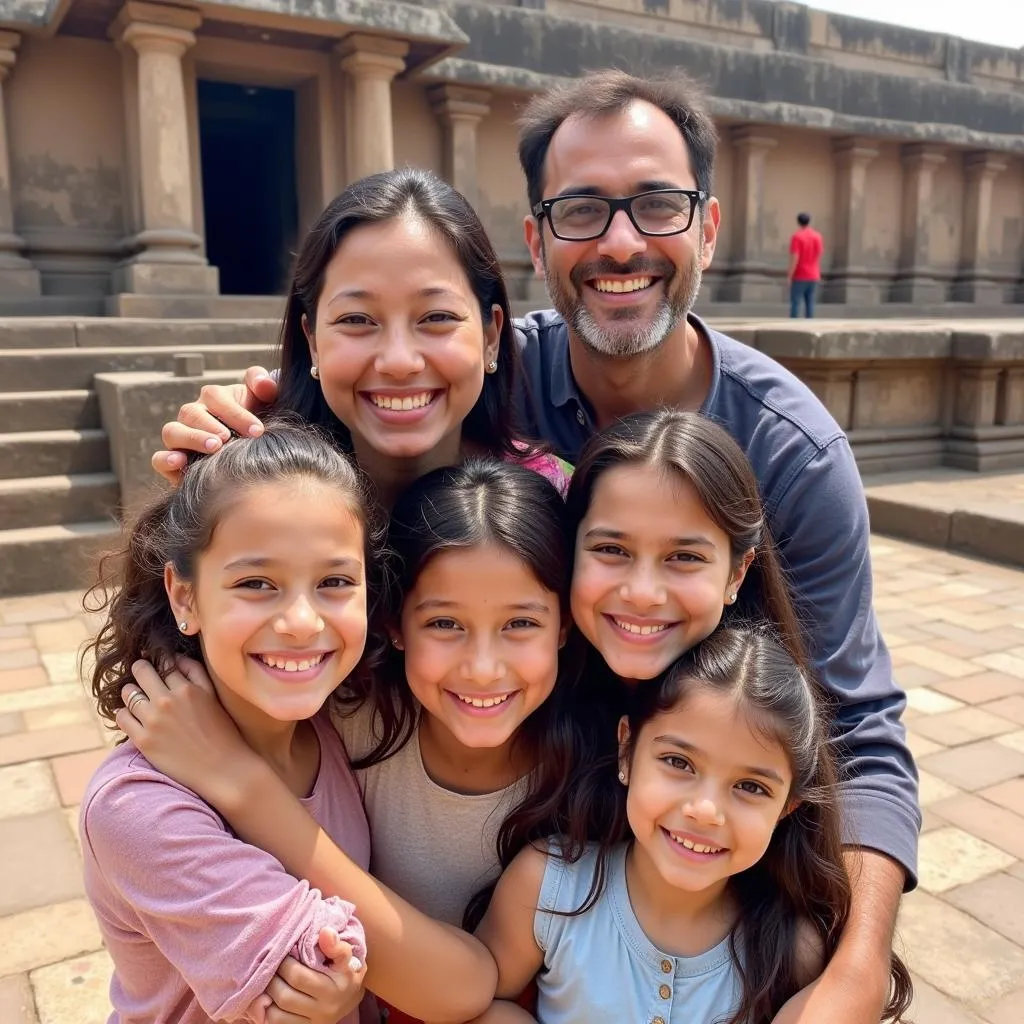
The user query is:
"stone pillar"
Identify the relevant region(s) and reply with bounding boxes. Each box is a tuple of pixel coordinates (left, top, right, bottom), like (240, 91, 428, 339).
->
(428, 84, 490, 206)
(337, 34, 408, 181)
(823, 136, 879, 305)
(110, 2, 216, 295)
(0, 33, 40, 295)
(890, 143, 946, 303)
(951, 151, 1007, 304)
(717, 126, 778, 302)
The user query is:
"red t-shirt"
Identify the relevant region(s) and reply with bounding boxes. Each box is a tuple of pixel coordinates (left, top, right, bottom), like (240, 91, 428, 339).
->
(790, 226, 824, 281)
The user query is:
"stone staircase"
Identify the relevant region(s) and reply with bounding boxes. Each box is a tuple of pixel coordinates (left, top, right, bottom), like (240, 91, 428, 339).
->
(0, 319, 279, 597)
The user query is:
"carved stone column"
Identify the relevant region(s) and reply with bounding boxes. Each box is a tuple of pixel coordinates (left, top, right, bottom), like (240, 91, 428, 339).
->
(110, 2, 216, 295)
(823, 136, 879, 305)
(0, 32, 40, 295)
(429, 84, 490, 206)
(890, 143, 946, 304)
(951, 151, 1007, 304)
(337, 34, 408, 181)
(717, 126, 778, 302)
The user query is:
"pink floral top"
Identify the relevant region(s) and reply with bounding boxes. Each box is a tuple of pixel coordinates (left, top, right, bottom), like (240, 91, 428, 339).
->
(507, 445, 573, 497)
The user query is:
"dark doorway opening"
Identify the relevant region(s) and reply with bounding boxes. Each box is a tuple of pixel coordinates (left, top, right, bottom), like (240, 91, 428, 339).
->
(198, 80, 299, 296)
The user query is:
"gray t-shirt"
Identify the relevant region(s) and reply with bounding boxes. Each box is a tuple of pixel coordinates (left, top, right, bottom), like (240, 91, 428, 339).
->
(332, 701, 529, 926)
(536, 842, 742, 1024)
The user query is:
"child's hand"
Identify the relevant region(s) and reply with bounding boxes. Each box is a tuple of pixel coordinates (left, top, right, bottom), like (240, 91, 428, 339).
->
(265, 928, 367, 1024)
(116, 656, 259, 805)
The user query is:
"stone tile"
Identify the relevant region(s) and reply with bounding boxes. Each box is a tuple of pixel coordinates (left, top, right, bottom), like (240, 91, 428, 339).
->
(0, 605, 76, 626)
(982, 983, 1024, 1024)
(0, 624, 30, 638)
(897, 889, 1024, 1004)
(0, 811, 85, 915)
(0, 974, 39, 1024)
(894, 663, 946, 688)
(933, 672, 1024, 704)
(0, 666, 48, 694)
(980, 779, 1024, 818)
(921, 807, 948, 832)
(0, 724, 102, 768)
(906, 730, 945, 759)
(918, 740, 1024, 791)
(919, 769, 962, 807)
(918, 827, 1016, 894)
(905, 976, 986, 1024)
(22, 702, 92, 731)
(930, 794, 1024, 861)
(0, 711, 23, 736)
(996, 729, 1024, 754)
(0, 648, 39, 670)
(49, 749, 107, 807)
(906, 688, 967, 715)
(1010, 861, 1024, 884)
(977, 652, 1024, 680)
(40, 653, 85, 687)
(0, 762, 59, 819)
(63, 805, 82, 856)
(29, 949, 112, 1024)
(894, 645, 982, 678)
(980, 695, 1024, 726)
(909, 707, 1018, 746)
(0, 900, 103, 976)
(0, 635, 32, 652)
(28, 619, 90, 655)
(946, 872, 1024, 947)
(0, 684, 95, 716)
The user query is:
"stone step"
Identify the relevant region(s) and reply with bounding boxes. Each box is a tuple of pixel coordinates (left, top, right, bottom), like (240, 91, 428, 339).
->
(0, 344, 275, 391)
(0, 473, 120, 530)
(0, 429, 110, 480)
(0, 317, 280, 349)
(0, 390, 100, 433)
(0, 520, 120, 597)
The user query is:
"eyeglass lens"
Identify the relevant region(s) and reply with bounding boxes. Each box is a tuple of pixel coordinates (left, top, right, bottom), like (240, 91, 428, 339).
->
(548, 192, 693, 238)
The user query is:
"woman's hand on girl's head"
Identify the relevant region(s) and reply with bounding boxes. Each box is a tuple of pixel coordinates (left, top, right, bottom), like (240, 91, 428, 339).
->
(263, 930, 368, 1024)
(117, 656, 258, 806)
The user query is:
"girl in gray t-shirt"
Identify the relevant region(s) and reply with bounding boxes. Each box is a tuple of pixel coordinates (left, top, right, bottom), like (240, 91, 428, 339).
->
(474, 627, 913, 1024)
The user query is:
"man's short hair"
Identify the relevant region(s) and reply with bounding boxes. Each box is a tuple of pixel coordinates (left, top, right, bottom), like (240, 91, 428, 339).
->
(797, 212, 812, 226)
(517, 69, 718, 211)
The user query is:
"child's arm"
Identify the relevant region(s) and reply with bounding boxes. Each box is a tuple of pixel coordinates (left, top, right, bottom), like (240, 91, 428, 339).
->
(474, 846, 548, 1000)
(462, 1002, 538, 1024)
(119, 659, 497, 1023)
(82, 771, 365, 1023)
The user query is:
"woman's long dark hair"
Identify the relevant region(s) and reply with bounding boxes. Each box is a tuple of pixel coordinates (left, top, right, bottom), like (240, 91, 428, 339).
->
(84, 419, 387, 728)
(275, 168, 529, 459)
(566, 409, 807, 670)
(554, 626, 912, 1024)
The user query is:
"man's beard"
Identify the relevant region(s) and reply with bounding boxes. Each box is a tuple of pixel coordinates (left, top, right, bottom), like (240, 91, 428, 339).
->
(544, 241, 704, 360)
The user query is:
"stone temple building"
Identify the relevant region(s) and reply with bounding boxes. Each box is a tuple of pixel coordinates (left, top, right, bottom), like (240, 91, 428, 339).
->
(0, 0, 1021, 318)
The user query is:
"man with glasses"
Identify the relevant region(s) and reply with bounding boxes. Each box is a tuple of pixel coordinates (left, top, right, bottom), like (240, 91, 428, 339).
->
(154, 69, 916, 1024)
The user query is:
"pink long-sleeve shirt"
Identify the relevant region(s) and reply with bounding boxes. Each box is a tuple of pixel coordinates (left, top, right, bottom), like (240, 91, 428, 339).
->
(81, 712, 371, 1024)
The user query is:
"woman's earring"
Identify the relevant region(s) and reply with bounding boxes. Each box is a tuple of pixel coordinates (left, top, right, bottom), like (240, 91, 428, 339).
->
(310, 365, 319, 380)
(390, 637, 402, 650)
(486, 360, 498, 374)
(178, 621, 189, 633)
(727, 592, 737, 604)
(617, 770, 626, 783)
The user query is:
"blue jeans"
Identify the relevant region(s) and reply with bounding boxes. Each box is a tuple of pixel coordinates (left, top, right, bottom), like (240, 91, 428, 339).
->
(790, 279, 817, 318)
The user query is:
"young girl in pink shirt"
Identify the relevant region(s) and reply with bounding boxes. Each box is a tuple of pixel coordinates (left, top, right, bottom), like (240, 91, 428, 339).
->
(81, 421, 496, 1024)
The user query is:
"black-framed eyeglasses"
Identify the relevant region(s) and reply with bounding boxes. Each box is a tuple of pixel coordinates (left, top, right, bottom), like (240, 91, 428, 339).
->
(532, 189, 707, 241)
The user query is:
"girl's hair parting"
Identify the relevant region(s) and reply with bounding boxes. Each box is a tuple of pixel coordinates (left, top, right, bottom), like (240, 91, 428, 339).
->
(565, 409, 807, 670)
(84, 418, 386, 728)
(559, 625, 913, 1024)
(275, 167, 532, 460)
(339, 456, 576, 769)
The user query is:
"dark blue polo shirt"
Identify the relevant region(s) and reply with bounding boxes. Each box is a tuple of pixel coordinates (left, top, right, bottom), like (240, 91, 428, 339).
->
(513, 309, 920, 884)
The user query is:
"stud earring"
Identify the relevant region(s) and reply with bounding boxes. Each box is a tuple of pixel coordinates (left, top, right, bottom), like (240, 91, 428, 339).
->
(486, 360, 498, 374)
(178, 621, 189, 633)
(390, 637, 402, 650)
(617, 770, 626, 783)
(310, 365, 319, 380)
(728, 593, 737, 604)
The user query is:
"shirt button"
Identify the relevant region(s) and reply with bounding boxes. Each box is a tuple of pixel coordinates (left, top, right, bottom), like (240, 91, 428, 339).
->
(659, 984, 671, 999)
(576, 408, 585, 425)
(660, 959, 672, 973)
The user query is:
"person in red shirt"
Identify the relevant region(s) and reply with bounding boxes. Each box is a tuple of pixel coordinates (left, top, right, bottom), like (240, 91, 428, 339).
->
(788, 212, 824, 318)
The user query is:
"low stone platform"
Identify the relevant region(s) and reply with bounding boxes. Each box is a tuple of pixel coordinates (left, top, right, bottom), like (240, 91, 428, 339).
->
(866, 470, 1024, 569)
(2, 534, 1024, 1022)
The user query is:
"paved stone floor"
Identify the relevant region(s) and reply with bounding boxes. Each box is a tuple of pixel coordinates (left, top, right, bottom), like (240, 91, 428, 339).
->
(2, 537, 1024, 1022)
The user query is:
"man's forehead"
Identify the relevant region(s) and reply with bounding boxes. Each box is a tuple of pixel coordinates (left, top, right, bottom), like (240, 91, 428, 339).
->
(542, 101, 695, 194)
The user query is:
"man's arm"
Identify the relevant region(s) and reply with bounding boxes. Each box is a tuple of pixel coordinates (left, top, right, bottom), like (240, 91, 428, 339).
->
(787, 249, 799, 283)
(766, 437, 919, 1019)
